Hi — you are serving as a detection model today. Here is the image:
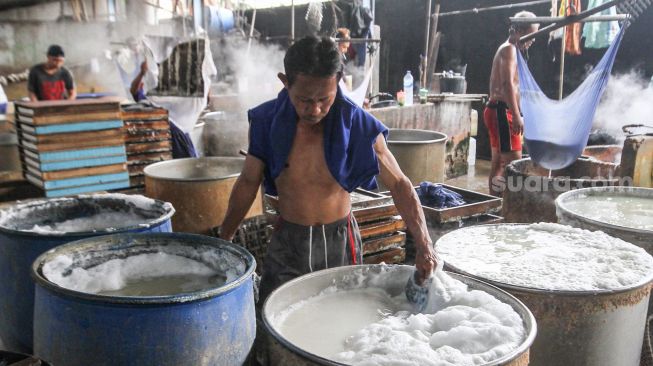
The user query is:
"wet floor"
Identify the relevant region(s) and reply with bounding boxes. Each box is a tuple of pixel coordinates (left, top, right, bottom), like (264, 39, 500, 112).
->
(445, 159, 491, 195)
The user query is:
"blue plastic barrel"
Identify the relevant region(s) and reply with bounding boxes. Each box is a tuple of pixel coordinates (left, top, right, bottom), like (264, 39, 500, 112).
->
(31, 233, 256, 366)
(205, 6, 235, 36)
(0, 194, 174, 353)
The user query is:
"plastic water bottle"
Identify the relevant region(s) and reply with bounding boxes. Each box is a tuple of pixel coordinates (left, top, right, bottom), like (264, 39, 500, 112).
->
(403, 71, 414, 106)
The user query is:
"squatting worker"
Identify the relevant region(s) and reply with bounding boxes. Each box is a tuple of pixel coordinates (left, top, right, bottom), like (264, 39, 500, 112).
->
(485, 11, 539, 197)
(28, 45, 76, 101)
(220, 36, 437, 302)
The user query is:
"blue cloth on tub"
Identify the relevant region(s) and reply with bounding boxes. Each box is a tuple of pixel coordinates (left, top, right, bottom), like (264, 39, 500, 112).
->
(247, 87, 388, 196)
(418, 181, 466, 209)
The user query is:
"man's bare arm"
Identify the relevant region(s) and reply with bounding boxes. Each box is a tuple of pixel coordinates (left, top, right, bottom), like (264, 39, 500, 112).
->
(28, 92, 38, 102)
(500, 45, 524, 134)
(67, 88, 77, 100)
(219, 154, 265, 240)
(374, 133, 436, 283)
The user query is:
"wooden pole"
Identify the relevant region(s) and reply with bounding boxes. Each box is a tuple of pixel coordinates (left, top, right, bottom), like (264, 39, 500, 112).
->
(422, 0, 433, 88)
(291, 0, 295, 45)
(558, 26, 566, 100)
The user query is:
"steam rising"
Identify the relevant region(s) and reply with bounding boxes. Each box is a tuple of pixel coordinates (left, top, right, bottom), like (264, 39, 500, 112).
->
(593, 71, 653, 138)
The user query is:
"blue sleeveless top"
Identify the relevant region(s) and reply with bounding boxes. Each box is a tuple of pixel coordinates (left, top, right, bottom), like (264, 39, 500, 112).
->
(247, 87, 388, 196)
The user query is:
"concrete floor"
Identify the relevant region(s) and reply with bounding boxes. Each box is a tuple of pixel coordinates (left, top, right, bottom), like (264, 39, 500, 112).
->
(444, 159, 491, 195)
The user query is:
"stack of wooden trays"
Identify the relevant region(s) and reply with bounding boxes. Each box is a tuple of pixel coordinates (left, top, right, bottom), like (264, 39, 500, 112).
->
(13, 98, 129, 197)
(352, 190, 407, 265)
(121, 104, 173, 187)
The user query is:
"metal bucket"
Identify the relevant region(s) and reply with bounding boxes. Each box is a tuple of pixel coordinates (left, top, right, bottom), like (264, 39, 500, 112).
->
(385, 129, 448, 187)
(31, 232, 256, 366)
(438, 224, 653, 366)
(502, 157, 619, 223)
(0, 194, 174, 353)
(201, 111, 249, 157)
(556, 186, 653, 255)
(262, 265, 536, 366)
(144, 157, 263, 235)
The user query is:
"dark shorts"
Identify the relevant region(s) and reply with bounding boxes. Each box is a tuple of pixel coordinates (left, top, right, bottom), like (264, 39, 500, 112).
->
(258, 214, 363, 303)
(483, 100, 522, 153)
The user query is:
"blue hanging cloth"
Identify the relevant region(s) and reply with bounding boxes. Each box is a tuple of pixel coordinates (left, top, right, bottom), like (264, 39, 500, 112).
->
(517, 26, 625, 170)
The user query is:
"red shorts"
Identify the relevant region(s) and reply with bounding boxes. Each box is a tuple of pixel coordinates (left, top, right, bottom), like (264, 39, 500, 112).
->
(483, 100, 522, 152)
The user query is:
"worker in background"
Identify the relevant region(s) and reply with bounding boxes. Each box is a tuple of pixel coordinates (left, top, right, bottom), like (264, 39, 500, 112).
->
(28, 45, 76, 101)
(336, 28, 354, 91)
(219, 36, 437, 303)
(130, 61, 148, 102)
(484, 11, 539, 196)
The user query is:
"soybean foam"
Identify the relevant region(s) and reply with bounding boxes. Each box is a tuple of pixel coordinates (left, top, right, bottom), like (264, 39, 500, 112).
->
(438, 223, 653, 291)
(562, 194, 653, 230)
(271, 267, 526, 366)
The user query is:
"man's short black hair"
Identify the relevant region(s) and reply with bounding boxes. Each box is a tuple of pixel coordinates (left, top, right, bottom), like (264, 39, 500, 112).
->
(47, 45, 65, 57)
(284, 36, 343, 86)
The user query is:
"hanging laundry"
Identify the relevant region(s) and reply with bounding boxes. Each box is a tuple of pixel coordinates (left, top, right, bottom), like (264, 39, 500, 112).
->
(583, 0, 620, 48)
(517, 27, 625, 170)
(559, 0, 583, 55)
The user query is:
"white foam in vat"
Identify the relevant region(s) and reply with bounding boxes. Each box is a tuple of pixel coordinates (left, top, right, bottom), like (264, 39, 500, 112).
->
(42, 245, 245, 296)
(29, 212, 148, 233)
(563, 194, 653, 230)
(0, 193, 172, 234)
(438, 223, 653, 291)
(272, 268, 525, 365)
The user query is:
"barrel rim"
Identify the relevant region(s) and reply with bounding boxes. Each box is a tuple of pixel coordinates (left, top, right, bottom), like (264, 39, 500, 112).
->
(386, 128, 448, 145)
(555, 186, 653, 235)
(143, 156, 245, 182)
(262, 264, 537, 366)
(30, 232, 256, 304)
(0, 194, 175, 238)
(505, 157, 620, 183)
(437, 223, 653, 295)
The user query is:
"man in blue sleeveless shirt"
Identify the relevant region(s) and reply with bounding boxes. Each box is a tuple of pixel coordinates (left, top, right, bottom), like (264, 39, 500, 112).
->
(220, 36, 437, 302)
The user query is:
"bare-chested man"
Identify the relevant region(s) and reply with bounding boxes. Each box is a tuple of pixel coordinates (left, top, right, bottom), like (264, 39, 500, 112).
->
(220, 36, 437, 302)
(485, 11, 539, 196)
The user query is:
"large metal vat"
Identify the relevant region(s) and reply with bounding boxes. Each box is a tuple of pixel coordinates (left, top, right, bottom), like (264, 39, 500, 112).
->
(0, 194, 174, 353)
(263, 265, 536, 366)
(582, 144, 622, 164)
(0, 350, 52, 366)
(144, 157, 263, 235)
(31, 232, 256, 366)
(201, 111, 248, 157)
(438, 224, 653, 366)
(502, 157, 619, 223)
(385, 129, 447, 187)
(556, 186, 653, 255)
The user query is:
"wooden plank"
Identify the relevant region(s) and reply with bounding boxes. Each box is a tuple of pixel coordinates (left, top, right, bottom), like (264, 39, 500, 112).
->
(124, 120, 170, 130)
(20, 137, 126, 152)
(23, 145, 126, 163)
(19, 120, 123, 135)
(359, 217, 407, 239)
(25, 155, 127, 172)
(37, 179, 131, 198)
(19, 128, 124, 143)
(126, 140, 172, 154)
(14, 97, 122, 116)
(126, 151, 173, 162)
(363, 247, 406, 265)
(363, 232, 406, 255)
(16, 110, 122, 125)
(27, 171, 130, 190)
(125, 130, 171, 143)
(353, 204, 399, 224)
(27, 163, 126, 180)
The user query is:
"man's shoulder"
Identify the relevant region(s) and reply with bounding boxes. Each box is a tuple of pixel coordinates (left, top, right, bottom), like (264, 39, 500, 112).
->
(248, 98, 278, 123)
(498, 42, 517, 57)
(28, 64, 45, 74)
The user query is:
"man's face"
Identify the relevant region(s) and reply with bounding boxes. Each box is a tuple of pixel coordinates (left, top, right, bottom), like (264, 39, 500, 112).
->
(46, 55, 65, 69)
(284, 73, 338, 125)
(519, 24, 540, 50)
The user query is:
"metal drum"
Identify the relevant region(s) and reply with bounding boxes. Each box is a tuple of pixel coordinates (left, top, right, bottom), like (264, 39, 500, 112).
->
(556, 186, 653, 255)
(144, 157, 263, 235)
(438, 224, 653, 366)
(263, 265, 536, 366)
(0, 194, 174, 353)
(31, 233, 256, 366)
(385, 129, 448, 187)
(502, 157, 619, 223)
